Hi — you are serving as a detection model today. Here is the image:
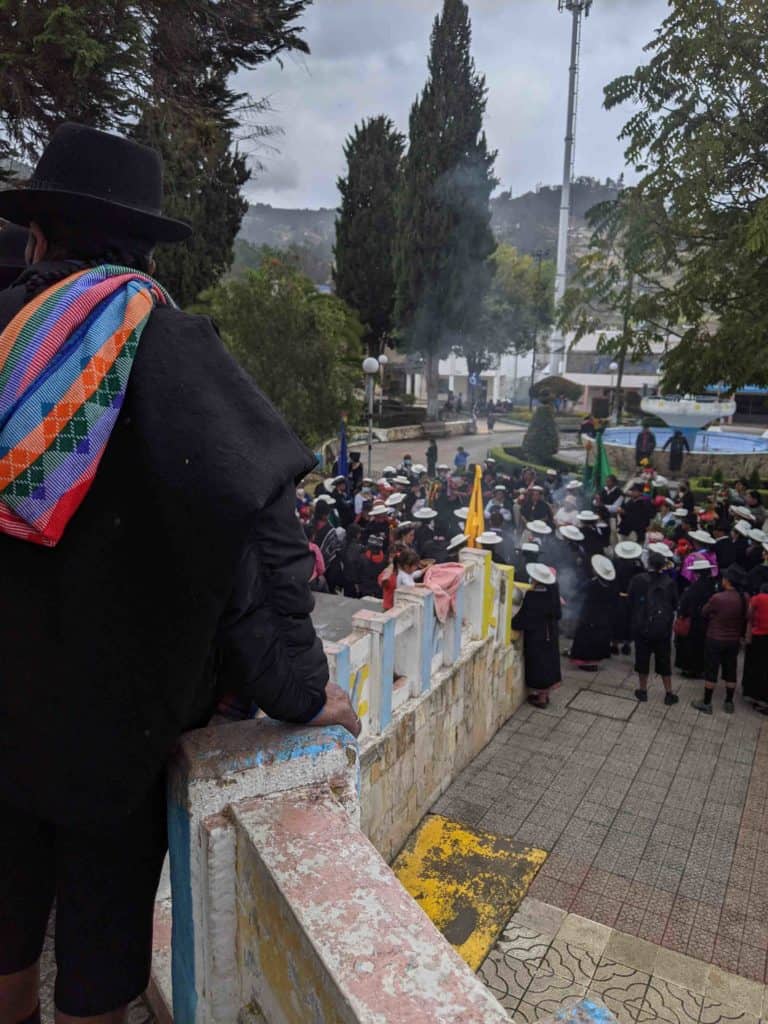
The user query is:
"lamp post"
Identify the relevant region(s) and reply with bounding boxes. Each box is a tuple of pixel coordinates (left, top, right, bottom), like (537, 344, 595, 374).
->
(529, 248, 550, 411)
(609, 361, 619, 424)
(362, 357, 380, 478)
(378, 353, 388, 418)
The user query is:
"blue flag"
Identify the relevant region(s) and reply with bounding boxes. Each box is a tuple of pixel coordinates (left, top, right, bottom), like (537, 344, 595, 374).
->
(338, 419, 349, 478)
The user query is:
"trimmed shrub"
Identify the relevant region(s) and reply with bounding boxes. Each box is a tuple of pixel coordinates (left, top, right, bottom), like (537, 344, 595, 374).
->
(522, 402, 560, 464)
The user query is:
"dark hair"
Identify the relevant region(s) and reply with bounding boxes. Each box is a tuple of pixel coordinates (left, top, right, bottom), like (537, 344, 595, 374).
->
(394, 545, 420, 573)
(346, 524, 361, 542)
(648, 552, 667, 572)
(25, 214, 155, 294)
(748, 490, 762, 505)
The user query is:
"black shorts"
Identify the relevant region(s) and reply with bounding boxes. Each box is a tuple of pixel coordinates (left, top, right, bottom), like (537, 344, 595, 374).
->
(0, 781, 167, 1016)
(634, 636, 672, 677)
(705, 638, 740, 684)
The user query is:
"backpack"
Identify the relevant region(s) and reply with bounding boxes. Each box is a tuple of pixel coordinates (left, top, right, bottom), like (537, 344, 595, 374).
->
(639, 575, 674, 640)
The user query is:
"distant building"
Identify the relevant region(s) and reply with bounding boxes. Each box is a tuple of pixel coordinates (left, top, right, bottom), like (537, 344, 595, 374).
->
(558, 333, 665, 415)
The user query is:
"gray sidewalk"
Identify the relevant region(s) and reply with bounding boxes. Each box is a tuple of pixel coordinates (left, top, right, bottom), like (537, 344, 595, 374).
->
(433, 652, 768, 985)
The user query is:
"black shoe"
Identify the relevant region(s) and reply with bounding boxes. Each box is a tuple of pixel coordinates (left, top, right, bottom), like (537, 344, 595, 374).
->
(691, 699, 713, 715)
(724, 700, 735, 715)
(635, 688, 648, 702)
(621, 644, 631, 655)
(664, 692, 680, 706)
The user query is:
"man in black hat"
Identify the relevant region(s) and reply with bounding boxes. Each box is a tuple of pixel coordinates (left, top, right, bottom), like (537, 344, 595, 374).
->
(0, 124, 359, 1024)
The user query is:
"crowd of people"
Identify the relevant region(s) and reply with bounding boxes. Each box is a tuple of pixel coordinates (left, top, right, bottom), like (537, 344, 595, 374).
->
(300, 444, 768, 717)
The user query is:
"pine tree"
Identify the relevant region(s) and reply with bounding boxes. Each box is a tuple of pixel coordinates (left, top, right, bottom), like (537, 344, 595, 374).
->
(394, 0, 497, 419)
(334, 117, 405, 357)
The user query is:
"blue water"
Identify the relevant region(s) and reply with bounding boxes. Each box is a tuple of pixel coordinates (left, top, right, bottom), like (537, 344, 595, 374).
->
(603, 427, 768, 453)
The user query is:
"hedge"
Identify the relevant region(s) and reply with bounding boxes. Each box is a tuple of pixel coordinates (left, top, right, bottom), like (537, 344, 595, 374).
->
(490, 446, 578, 477)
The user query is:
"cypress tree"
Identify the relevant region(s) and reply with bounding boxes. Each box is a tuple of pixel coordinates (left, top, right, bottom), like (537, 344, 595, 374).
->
(394, 0, 497, 419)
(334, 116, 405, 357)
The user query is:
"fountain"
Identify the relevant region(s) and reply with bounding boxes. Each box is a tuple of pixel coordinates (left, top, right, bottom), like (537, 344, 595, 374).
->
(601, 395, 768, 479)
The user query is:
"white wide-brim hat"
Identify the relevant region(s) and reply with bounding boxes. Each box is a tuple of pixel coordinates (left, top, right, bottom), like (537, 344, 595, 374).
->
(385, 492, 405, 507)
(654, 475, 669, 486)
(565, 480, 582, 491)
(494, 484, 507, 492)
(455, 508, 470, 520)
(560, 525, 584, 542)
(577, 511, 599, 523)
(527, 520, 552, 535)
(369, 505, 388, 517)
(314, 495, 336, 507)
(648, 542, 672, 557)
(412, 464, 427, 474)
(690, 558, 712, 571)
(521, 542, 541, 554)
(447, 534, 469, 551)
(592, 554, 616, 581)
(749, 528, 768, 543)
(478, 531, 502, 545)
(531, 485, 544, 492)
(734, 520, 752, 537)
(615, 541, 643, 560)
(382, 466, 396, 475)
(672, 509, 688, 518)
(393, 475, 411, 486)
(323, 478, 336, 491)
(733, 506, 756, 522)
(436, 463, 450, 471)
(689, 530, 714, 545)
(414, 507, 438, 520)
(527, 563, 556, 586)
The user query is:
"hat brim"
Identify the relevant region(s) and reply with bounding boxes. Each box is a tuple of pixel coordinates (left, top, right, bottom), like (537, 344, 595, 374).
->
(0, 187, 191, 244)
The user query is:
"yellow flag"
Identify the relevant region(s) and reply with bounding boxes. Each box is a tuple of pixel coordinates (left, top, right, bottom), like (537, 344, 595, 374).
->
(465, 463, 485, 548)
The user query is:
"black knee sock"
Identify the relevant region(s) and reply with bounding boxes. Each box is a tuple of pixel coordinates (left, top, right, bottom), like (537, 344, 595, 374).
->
(18, 1007, 40, 1024)
(726, 686, 735, 703)
(703, 688, 713, 705)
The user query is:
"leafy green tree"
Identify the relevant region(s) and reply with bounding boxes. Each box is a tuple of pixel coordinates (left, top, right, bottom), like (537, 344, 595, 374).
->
(334, 116, 405, 357)
(559, 191, 673, 421)
(0, 2, 147, 170)
(462, 244, 554, 380)
(522, 401, 560, 464)
(394, 0, 497, 418)
(604, 0, 768, 391)
(197, 252, 364, 446)
(0, 1, 312, 306)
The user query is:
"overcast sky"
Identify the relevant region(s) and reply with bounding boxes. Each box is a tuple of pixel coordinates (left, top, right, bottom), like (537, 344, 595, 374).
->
(236, 0, 669, 210)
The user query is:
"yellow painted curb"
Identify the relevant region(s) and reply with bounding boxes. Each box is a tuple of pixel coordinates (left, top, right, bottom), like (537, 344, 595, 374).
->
(393, 814, 547, 970)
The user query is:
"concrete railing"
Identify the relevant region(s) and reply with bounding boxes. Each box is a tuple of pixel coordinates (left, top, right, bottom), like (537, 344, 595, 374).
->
(150, 548, 526, 1022)
(151, 720, 510, 1023)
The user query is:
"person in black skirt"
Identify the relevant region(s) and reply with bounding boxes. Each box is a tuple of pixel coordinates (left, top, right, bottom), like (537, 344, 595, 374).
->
(674, 559, 718, 678)
(612, 541, 644, 655)
(512, 563, 562, 708)
(570, 555, 618, 670)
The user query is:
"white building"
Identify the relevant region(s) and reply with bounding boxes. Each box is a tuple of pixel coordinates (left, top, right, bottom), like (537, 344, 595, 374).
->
(557, 333, 666, 414)
(399, 350, 537, 406)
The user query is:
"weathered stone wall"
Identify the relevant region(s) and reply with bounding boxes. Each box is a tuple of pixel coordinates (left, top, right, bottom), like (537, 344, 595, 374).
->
(360, 636, 522, 862)
(604, 443, 768, 481)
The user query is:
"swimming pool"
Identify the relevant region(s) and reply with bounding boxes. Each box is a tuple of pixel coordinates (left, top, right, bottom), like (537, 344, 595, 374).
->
(602, 427, 768, 454)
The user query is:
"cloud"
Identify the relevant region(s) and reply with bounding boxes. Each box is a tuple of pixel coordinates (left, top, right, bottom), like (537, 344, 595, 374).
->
(238, 0, 669, 209)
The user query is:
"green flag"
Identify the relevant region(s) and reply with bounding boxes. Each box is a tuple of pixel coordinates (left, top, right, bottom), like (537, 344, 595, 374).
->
(583, 428, 613, 496)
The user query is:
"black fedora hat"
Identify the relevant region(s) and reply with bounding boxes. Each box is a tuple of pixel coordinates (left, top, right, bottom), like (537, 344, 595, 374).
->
(0, 123, 191, 244)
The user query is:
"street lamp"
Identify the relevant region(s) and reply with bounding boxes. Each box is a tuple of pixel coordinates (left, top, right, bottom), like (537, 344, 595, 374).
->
(378, 353, 389, 417)
(609, 361, 619, 424)
(362, 357, 380, 477)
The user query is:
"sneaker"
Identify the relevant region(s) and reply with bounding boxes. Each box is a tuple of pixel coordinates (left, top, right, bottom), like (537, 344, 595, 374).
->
(724, 701, 735, 714)
(691, 699, 713, 715)
(621, 644, 631, 655)
(635, 688, 648, 703)
(664, 692, 680, 706)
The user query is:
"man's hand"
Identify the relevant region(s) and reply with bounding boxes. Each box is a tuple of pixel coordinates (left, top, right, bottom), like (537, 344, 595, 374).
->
(308, 683, 362, 738)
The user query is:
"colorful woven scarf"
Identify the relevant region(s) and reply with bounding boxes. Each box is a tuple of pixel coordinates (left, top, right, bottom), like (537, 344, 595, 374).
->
(0, 265, 171, 547)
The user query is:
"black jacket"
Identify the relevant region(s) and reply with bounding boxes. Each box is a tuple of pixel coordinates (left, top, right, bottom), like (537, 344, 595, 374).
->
(0, 264, 328, 824)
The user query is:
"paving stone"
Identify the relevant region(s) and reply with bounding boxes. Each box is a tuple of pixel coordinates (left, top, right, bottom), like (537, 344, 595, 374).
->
(704, 965, 765, 1017)
(478, 947, 538, 1005)
(512, 897, 568, 941)
(558, 915, 612, 958)
(653, 948, 710, 994)
(604, 932, 660, 976)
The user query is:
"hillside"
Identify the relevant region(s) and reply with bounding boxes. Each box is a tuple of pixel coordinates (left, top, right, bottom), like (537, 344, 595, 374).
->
(235, 177, 621, 282)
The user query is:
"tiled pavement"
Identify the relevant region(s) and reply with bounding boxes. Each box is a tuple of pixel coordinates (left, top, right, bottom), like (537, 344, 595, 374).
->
(433, 652, 768, 986)
(481, 896, 768, 1024)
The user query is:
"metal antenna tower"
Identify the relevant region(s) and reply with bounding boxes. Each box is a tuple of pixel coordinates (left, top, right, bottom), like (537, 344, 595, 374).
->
(551, 0, 593, 374)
